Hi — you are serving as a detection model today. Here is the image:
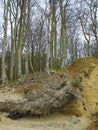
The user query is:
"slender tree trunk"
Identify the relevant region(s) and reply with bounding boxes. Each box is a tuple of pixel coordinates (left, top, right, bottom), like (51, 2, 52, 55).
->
(13, 2, 19, 80)
(46, 15, 50, 73)
(60, 0, 67, 69)
(49, 0, 54, 69)
(17, 0, 26, 79)
(1, 0, 10, 84)
(53, 1, 57, 69)
(25, 0, 31, 75)
(79, 16, 91, 56)
(9, 1, 15, 80)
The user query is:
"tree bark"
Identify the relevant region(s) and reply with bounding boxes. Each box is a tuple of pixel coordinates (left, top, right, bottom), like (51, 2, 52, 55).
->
(1, 0, 10, 84)
(60, 0, 67, 69)
(17, 0, 26, 79)
(52, 1, 57, 69)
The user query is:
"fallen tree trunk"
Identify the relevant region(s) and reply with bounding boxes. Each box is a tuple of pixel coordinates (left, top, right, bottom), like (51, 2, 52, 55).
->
(0, 73, 74, 119)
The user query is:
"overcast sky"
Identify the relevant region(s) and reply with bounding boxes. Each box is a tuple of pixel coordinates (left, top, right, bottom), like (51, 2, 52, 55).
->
(0, 0, 3, 18)
(0, 0, 45, 26)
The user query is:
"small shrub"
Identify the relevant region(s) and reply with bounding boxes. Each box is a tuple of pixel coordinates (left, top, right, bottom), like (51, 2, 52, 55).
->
(71, 79, 81, 88)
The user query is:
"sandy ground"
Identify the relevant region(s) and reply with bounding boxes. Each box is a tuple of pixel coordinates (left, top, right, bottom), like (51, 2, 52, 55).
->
(0, 112, 90, 130)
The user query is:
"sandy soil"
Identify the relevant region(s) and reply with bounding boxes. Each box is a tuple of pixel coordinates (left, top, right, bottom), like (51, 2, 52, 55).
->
(0, 112, 90, 130)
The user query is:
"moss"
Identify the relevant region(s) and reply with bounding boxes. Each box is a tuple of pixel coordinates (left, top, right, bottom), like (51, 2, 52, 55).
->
(71, 79, 81, 88)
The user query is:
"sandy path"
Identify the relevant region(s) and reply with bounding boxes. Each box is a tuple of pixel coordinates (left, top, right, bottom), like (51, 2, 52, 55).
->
(0, 112, 90, 130)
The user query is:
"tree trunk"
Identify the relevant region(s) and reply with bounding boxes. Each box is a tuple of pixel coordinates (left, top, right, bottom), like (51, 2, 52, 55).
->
(25, 0, 31, 75)
(1, 0, 10, 84)
(13, 2, 19, 80)
(60, 0, 67, 69)
(49, 0, 54, 69)
(53, 1, 57, 69)
(46, 15, 50, 73)
(17, 0, 26, 79)
(9, 1, 14, 80)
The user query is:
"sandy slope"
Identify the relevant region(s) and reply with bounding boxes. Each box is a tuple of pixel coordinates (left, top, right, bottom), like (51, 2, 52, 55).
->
(0, 112, 90, 130)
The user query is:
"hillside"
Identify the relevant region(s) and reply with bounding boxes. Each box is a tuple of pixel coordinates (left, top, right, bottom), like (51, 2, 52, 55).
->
(60, 57, 98, 116)
(0, 57, 98, 130)
(73, 57, 98, 115)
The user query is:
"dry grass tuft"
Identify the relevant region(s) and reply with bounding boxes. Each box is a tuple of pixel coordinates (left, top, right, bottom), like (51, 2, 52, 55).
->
(72, 57, 98, 72)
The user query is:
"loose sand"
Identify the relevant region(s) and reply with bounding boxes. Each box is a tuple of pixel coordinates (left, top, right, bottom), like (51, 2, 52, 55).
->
(0, 112, 90, 130)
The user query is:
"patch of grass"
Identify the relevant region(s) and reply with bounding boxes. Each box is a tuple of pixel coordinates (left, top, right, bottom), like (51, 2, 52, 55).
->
(72, 57, 98, 72)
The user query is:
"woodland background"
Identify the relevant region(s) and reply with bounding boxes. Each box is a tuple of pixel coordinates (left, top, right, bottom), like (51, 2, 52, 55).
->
(0, 0, 98, 84)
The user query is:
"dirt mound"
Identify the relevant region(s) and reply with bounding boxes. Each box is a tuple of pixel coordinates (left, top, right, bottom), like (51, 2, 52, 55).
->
(0, 72, 74, 119)
(72, 57, 98, 78)
(61, 57, 98, 116)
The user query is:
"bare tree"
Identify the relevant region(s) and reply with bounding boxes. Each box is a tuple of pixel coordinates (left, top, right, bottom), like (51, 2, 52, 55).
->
(60, 0, 69, 68)
(1, 0, 10, 84)
(16, 0, 26, 79)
